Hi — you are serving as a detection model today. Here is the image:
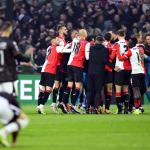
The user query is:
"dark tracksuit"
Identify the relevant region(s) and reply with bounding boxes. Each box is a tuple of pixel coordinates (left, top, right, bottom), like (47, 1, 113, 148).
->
(86, 43, 112, 109)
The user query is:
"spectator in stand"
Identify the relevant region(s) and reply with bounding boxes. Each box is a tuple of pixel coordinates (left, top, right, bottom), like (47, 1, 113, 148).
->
(0, 0, 149, 73)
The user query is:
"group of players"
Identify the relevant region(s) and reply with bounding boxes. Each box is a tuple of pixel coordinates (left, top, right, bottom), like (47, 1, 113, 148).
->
(0, 20, 149, 147)
(36, 25, 150, 115)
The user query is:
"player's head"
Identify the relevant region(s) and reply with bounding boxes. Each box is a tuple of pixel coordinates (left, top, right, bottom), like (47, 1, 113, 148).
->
(79, 29, 88, 39)
(58, 25, 68, 36)
(128, 37, 138, 48)
(145, 33, 150, 46)
(109, 29, 117, 40)
(136, 31, 145, 44)
(0, 21, 13, 37)
(104, 32, 112, 42)
(95, 36, 104, 44)
(116, 29, 125, 39)
(71, 30, 78, 40)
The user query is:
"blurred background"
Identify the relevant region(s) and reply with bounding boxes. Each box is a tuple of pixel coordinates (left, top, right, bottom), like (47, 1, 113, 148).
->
(0, 0, 149, 73)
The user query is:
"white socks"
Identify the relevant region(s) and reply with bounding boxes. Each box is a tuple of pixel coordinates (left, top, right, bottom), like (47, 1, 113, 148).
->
(0, 118, 29, 137)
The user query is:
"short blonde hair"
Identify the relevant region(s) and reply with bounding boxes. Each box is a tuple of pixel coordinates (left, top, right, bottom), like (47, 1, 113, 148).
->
(79, 29, 87, 38)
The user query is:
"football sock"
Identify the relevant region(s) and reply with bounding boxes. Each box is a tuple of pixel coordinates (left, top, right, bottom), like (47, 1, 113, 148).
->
(52, 88, 59, 103)
(116, 93, 122, 112)
(105, 92, 112, 110)
(134, 99, 141, 109)
(59, 86, 64, 103)
(43, 91, 51, 105)
(63, 87, 71, 104)
(122, 94, 129, 110)
(79, 91, 84, 104)
(71, 88, 80, 106)
(4, 123, 19, 135)
(38, 91, 45, 105)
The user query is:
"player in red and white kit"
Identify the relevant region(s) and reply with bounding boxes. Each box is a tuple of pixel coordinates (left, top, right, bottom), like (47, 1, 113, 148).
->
(129, 37, 146, 114)
(52, 25, 68, 113)
(59, 29, 90, 113)
(103, 32, 116, 113)
(114, 29, 131, 114)
(36, 38, 63, 114)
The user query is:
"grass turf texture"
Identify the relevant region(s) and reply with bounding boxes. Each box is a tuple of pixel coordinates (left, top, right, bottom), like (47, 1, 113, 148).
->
(1, 105, 150, 150)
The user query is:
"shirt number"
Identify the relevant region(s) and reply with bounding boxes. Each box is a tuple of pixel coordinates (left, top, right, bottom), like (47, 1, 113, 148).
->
(73, 42, 80, 54)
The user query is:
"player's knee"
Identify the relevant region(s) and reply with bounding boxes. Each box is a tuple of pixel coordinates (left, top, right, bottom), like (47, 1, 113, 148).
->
(17, 117, 29, 129)
(46, 86, 52, 93)
(40, 86, 45, 92)
(54, 81, 60, 89)
(115, 85, 121, 92)
(107, 87, 112, 92)
(68, 81, 73, 88)
(75, 83, 81, 90)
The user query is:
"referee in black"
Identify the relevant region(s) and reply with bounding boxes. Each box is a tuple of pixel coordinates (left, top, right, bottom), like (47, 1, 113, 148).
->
(86, 36, 112, 114)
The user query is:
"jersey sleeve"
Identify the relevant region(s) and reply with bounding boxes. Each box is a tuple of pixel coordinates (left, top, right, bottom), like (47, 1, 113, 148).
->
(117, 46, 131, 61)
(10, 41, 20, 56)
(85, 42, 90, 60)
(56, 41, 65, 53)
(62, 43, 72, 53)
(109, 43, 118, 60)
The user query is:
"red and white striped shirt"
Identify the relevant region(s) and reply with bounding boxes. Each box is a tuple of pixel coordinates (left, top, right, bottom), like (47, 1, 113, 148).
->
(41, 44, 62, 74)
(114, 39, 131, 70)
(63, 38, 90, 68)
(130, 44, 145, 74)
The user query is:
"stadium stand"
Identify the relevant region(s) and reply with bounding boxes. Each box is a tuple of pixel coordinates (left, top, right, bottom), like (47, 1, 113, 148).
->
(0, 0, 149, 73)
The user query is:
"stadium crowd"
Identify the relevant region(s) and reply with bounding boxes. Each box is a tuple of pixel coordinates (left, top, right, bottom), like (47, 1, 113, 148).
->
(0, 0, 149, 71)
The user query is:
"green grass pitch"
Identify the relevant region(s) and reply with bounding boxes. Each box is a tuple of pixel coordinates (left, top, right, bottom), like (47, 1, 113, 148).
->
(1, 105, 150, 150)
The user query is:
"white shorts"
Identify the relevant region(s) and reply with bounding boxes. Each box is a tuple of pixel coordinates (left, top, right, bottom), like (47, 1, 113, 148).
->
(0, 81, 18, 95)
(0, 96, 14, 124)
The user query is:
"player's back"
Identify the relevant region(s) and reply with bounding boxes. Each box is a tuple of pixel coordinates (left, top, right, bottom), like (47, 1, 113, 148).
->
(0, 37, 18, 82)
(41, 44, 59, 74)
(130, 45, 144, 74)
(115, 39, 131, 70)
(68, 39, 89, 68)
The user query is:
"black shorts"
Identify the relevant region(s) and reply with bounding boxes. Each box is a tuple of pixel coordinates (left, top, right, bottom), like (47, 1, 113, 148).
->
(55, 66, 68, 83)
(131, 74, 146, 93)
(105, 71, 113, 84)
(55, 66, 62, 81)
(115, 70, 131, 86)
(67, 66, 83, 82)
(40, 72, 55, 87)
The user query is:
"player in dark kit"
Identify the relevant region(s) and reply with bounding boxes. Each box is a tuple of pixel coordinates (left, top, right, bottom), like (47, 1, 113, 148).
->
(0, 21, 30, 147)
(0, 21, 30, 94)
(0, 93, 29, 147)
(86, 36, 112, 114)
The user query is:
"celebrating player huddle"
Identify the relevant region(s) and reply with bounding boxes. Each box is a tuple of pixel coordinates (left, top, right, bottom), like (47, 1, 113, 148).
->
(36, 25, 149, 115)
